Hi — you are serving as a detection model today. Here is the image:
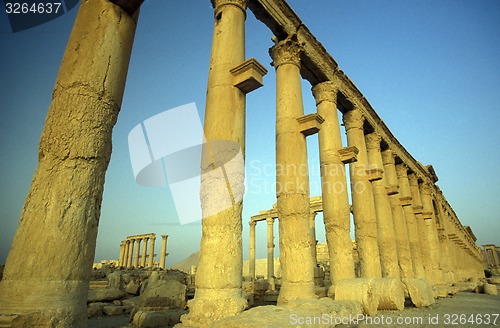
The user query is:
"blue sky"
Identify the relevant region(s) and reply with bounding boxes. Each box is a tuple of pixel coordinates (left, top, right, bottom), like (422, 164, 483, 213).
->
(1, 0, 499, 267)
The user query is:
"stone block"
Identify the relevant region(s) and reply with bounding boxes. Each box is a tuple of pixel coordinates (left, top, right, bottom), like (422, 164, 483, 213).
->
(103, 305, 132, 316)
(487, 277, 500, 284)
(126, 281, 141, 295)
(372, 278, 405, 310)
(132, 309, 186, 328)
(107, 271, 122, 289)
(122, 296, 140, 309)
(87, 302, 107, 318)
(87, 288, 126, 303)
(140, 277, 187, 309)
(402, 278, 435, 308)
(335, 278, 379, 316)
(484, 283, 498, 295)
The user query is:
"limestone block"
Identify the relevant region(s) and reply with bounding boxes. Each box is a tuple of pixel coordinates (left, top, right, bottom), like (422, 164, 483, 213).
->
(487, 277, 500, 284)
(140, 278, 187, 309)
(484, 283, 498, 295)
(107, 271, 122, 289)
(87, 288, 126, 303)
(122, 296, 141, 309)
(103, 305, 132, 316)
(372, 278, 405, 310)
(402, 278, 435, 308)
(433, 284, 451, 298)
(335, 278, 379, 316)
(87, 302, 107, 318)
(126, 281, 141, 295)
(132, 309, 186, 328)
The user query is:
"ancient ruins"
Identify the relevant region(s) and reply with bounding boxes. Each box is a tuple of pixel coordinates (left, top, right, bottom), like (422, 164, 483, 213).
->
(0, 0, 496, 327)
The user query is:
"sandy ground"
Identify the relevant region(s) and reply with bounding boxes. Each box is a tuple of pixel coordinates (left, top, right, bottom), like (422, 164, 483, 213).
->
(88, 292, 500, 327)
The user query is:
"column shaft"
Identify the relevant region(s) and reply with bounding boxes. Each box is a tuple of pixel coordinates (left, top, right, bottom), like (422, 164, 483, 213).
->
(148, 236, 156, 268)
(159, 235, 168, 269)
(118, 242, 125, 267)
(249, 221, 256, 281)
(271, 38, 316, 304)
(127, 239, 135, 268)
(266, 218, 275, 281)
(382, 150, 414, 279)
(343, 109, 382, 278)
(365, 133, 400, 278)
(140, 238, 148, 267)
(312, 81, 355, 294)
(0, 1, 140, 325)
(133, 238, 141, 268)
(182, 1, 248, 325)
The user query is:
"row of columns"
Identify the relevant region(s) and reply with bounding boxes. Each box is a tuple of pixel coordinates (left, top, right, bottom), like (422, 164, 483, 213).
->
(118, 234, 169, 269)
(483, 244, 500, 268)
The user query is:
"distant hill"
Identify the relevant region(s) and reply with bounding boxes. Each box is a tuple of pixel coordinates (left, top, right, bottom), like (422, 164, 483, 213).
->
(170, 251, 199, 273)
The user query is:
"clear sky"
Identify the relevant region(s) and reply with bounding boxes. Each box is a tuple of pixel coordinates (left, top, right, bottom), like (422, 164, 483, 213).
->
(1, 0, 499, 267)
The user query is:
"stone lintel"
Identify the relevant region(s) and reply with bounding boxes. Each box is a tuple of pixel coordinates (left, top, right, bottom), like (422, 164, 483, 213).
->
(297, 113, 324, 136)
(413, 205, 423, 214)
(231, 58, 268, 94)
(339, 146, 359, 164)
(422, 212, 433, 220)
(385, 185, 399, 196)
(108, 0, 144, 15)
(366, 168, 383, 181)
(400, 196, 412, 207)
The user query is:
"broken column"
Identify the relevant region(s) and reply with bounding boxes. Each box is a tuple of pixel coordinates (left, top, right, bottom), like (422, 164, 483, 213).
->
(365, 132, 400, 279)
(342, 109, 382, 278)
(312, 81, 355, 295)
(159, 235, 168, 269)
(0, 0, 141, 326)
(270, 37, 316, 304)
(181, 0, 267, 325)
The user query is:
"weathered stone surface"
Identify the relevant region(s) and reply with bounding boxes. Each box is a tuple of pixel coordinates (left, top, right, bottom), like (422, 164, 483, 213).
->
(107, 271, 122, 289)
(403, 278, 435, 308)
(487, 277, 500, 284)
(140, 277, 187, 309)
(133, 309, 186, 328)
(122, 296, 141, 309)
(87, 302, 108, 318)
(126, 281, 141, 295)
(103, 305, 132, 316)
(484, 283, 498, 295)
(335, 278, 379, 316)
(372, 278, 405, 310)
(87, 288, 127, 303)
(212, 300, 362, 328)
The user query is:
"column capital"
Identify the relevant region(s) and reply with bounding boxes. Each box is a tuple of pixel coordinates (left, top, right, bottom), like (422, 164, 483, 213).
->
(365, 132, 382, 150)
(395, 163, 409, 178)
(381, 149, 396, 165)
(342, 109, 364, 131)
(266, 217, 274, 225)
(311, 81, 337, 106)
(407, 172, 419, 185)
(269, 38, 303, 69)
(249, 220, 257, 227)
(211, 0, 247, 13)
(161, 234, 168, 240)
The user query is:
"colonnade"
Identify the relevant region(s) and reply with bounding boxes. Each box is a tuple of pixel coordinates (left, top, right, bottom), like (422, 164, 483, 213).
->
(483, 244, 500, 270)
(117, 233, 169, 269)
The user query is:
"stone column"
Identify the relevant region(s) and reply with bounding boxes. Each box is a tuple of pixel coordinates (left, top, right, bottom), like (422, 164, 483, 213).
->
(365, 132, 399, 278)
(382, 150, 414, 279)
(310, 211, 318, 268)
(395, 164, 425, 279)
(123, 240, 130, 268)
(182, 0, 254, 325)
(133, 238, 141, 268)
(419, 181, 444, 284)
(159, 235, 168, 269)
(127, 239, 135, 268)
(408, 173, 432, 280)
(312, 81, 355, 294)
(249, 220, 256, 281)
(266, 218, 275, 281)
(118, 241, 125, 267)
(343, 109, 382, 278)
(140, 237, 148, 267)
(270, 38, 316, 304)
(435, 196, 455, 283)
(148, 235, 156, 268)
(0, 1, 141, 325)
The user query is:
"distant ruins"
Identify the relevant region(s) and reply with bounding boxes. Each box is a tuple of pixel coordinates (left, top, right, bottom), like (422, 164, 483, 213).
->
(0, 0, 494, 327)
(118, 233, 169, 269)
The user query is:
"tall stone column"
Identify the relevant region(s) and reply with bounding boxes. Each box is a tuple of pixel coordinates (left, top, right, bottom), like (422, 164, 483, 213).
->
(123, 240, 130, 268)
(127, 239, 135, 268)
(270, 38, 316, 304)
(182, 0, 263, 325)
(159, 235, 168, 269)
(266, 218, 275, 281)
(419, 181, 444, 284)
(133, 238, 141, 268)
(118, 241, 125, 267)
(408, 173, 432, 280)
(310, 211, 318, 268)
(140, 237, 148, 267)
(0, 1, 141, 326)
(312, 81, 355, 295)
(343, 109, 382, 278)
(397, 166, 425, 279)
(382, 150, 414, 279)
(435, 197, 455, 283)
(249, 221, 256, 281)
(365, 133, 399, 278)
(148, 235, 155, 268)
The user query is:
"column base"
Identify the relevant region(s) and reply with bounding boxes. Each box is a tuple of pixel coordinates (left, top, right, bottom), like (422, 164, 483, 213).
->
(277, 281, 316, 305)
(0, 279, 87, 328)
(180, 287, 247, 327)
